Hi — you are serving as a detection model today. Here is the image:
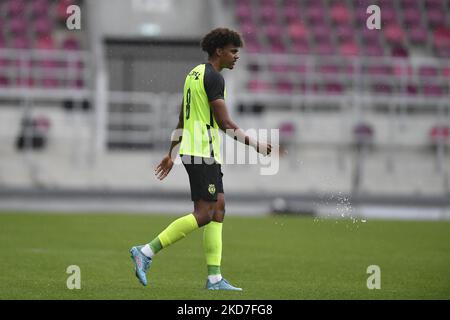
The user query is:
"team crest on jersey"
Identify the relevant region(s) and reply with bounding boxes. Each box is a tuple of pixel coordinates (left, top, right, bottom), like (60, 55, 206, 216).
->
(208, 184, 216, 195)
(189, 70, 200, 80)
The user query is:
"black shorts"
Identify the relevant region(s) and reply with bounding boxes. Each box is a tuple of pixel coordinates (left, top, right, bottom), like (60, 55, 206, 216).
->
(181, 155, 224, 202)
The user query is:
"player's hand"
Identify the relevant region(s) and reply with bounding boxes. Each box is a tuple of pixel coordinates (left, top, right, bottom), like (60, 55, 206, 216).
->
(155, 154, 174, 180)
(256, 142, 272, 156)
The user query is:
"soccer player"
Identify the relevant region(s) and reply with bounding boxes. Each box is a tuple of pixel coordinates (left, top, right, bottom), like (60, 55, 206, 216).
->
(130, 27, 272, 291)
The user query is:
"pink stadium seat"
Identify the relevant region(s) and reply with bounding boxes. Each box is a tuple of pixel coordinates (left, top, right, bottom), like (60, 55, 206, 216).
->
(384, 24, 405, 45)
(269, 63, 290, 73)
(324, 82, 344, 94)
(419, 66, 439, 77)
(240, 22, 257, 37)
(11, 37, 30, 49)
(6, 0, 25, 17)
(430, 125, 450, 144)
(31, 0, 50, 18)
(423, 84, 444, 96)
(0, 76, 9, 87)
(236, 4, 252, 22)
(427, 9, 446, 28)
(433, 27, 450, 57)
(367, 65, 393, 75)
(316, 42, 334, 55)
(335, 26, 354, 43)
(62, 37, 80, 50)
(361, 28, 380, 44)
(443, 67, 450, 77)
(312, 25, 331, 43)
(264, 24, 283, 42)
(247, 79, 271, 92)
(403, 7, 421, 26)
(36, 36, 55, 50)
(406, 83, 419, 95)
(373, 83, 393, 94)
(391, 45, 408, 57)
(330, 4, 351, 25)
(275, 78, 294, 93)
(364, 43, 385, 56)
(268, 40, 287, 54)
(259, 5, 277, 23)
(245, 40, 263, 54)
(9, 17, 27, 35)
(425, 0, 445, 9)
(400, 0, 419, 8)
(306, 5, 325, 25)
(318, 64, 340, 74)
(35, 17, 53, 36)
(409, 27, 428, 45)
(282, 5, 301, 24)
(291, 41, 310, 54)
(340, 42, 359, 56)
(381, 8, 397, 25)
(292, 63, 307, 73)
(288, 23, 307, 42)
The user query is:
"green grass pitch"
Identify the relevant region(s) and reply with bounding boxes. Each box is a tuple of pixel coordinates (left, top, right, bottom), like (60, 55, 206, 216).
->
(0, 212, 449, 299)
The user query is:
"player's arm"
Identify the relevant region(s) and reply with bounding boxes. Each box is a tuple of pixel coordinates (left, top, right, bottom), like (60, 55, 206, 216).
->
(210, 99, 271, 155)
(155, 102, 183, 180)
(167, 102, 184, 160)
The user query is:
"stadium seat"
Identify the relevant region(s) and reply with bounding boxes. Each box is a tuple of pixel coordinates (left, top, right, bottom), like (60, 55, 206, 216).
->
(9, 17, 27, 36)
(335, 25, 354, 43)
(259, 5, 278, 24)
(31, 0, 50, 18)
(340, 42, 359, 56)
(426, 9, 446, 28)
(276, 78, 294, 93)
(402, 7, 422, 27)
(330, 4, 351, 25)
(6, 0, 25, 17)
(419, 66, 439, 77)
(35, 17, 53, 36)
(291, 41, 310, 54)
(288, 23, 307, 42)
(423, 84, 444, 96)
(268, 40, 287, 54)
(391, 45, 408, 57)
(409, 27, 428, 45)
(11, 37, 30, 49)
(384, 24, 405, 45)
(324, 82, 344, 94)
(247, 79, 271, 92)
(62, 37, 81, 51)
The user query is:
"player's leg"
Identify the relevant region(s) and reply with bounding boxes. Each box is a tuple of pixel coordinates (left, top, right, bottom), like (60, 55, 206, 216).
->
(203, 167, 242, 291)
(204, 192, 225, 282)
(130, 200, 214, 286)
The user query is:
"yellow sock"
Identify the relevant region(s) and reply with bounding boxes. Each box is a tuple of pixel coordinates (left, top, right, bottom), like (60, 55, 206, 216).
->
(157, 213, 199, 248)
(203, 221, 222, 274)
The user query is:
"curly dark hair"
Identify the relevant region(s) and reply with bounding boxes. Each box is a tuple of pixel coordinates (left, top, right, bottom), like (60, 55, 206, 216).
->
(200, 27, 244, 57)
